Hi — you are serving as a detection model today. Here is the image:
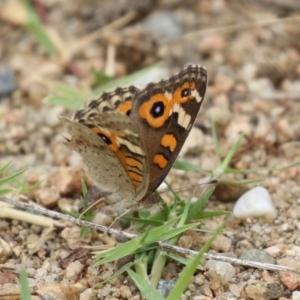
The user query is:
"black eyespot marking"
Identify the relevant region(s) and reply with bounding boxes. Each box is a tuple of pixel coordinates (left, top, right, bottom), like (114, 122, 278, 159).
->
(98, 133, 112, 144)
(181, 88, 190, 97)
(102, 106, 111, 112)
(114, 100, 121, 107)
(126, 109, 132, 117)
(150, 101, 164, 118)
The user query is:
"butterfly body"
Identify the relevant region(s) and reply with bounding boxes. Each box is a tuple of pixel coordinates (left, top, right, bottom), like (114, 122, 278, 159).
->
(62, 65, 207, 207)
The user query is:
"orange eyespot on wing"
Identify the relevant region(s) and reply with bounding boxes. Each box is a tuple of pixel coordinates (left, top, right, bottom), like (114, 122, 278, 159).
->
(153, 154, 168, 169)
(118, 101, 133, 116)
(173, 82, 197, 104)
(161, 134, 177, 152)
(139, 94, 173, 128)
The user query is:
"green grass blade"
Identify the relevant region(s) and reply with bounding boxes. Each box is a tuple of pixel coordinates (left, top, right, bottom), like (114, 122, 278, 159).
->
(0, 161, 13, 174)
(95, 238, 142, 265)
(46, 84, 90, 109)
(81, 180, 88, 197)
(186, 187, 215, 222)
(0, 168, 28, 187)
(218, 179, 262, 186)
(191, 210, 230, 219)
(144, 223, 199, 244)
(166, 226, 222, 300)
(122, 216, 164, 227)
(172, 160, 211, 173)
(211, 118, 221, 165)
(217, 134, 244, 175)
(93, 64, 159, 95)
(0, 189, 12, 196)
(22, 0, 56, 56)
(167, 253, 203, 270)
(127, 269, 165, 300)
(96, 262, 134, 287)
(19, 180, 41, 193)
(20, 268, 31, 300)
(79, 226, 90, 239)
(225, 160, 300, 174)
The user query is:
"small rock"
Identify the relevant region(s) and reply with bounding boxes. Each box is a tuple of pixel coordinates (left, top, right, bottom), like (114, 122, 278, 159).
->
(120, 285, 132, 299)
(213, 182, 248, 202)
(247, 77, 275, 97)
(209, 277, 224, 296)
(293, 291, 300, 300)
(143, 11, 183, 41)
(34, 187, 60, 208)
(194, 273, 205, 285)
(240, 250, 276, 264)
(179, 127, 204, 157)
(177, 235, 193, 249)
(264, 245, 283, 257)
(0, 65, 16, 100)
(229, 283, 240, 297)
(44, 106, 65, 127)
(157, 279, 176, 297)
(80, 288, 95, 300)
(199, 282, 213, 297)
(205, 260, 235, 285)
(65, 261, 84, 279)
(206, 105, 232, 126)
(251, 223, 262, 233)
(224, 116, 252, 146)
(60, 227, 92, 250)
(214, 73, 235, 93)
(233, 186, 277, 219)
(241, 62, 258, 81)
(210, 235, 232, 252)
(245, 282, 283, 300)
(0, 238, 12, 263)
(278, 256, 300, 290)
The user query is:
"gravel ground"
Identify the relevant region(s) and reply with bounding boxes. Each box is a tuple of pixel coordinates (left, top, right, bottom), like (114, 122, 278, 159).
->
(0, 0, 300, 299)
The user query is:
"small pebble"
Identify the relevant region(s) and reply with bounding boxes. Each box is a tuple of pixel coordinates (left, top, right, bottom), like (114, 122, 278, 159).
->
(293, 291, 300, 300)
(210, 235, 232, 252)
(65, 261, 84, 279)
(179, 127, 204, 157)
(0, 65, 16, 100)
(278, 256, 300, 290)
(247, 77, 275, 97)
(80, 288, 95, 300)
(233, 186, 277, 219)
(205, 260, 235, 284)
(34, 187, 60, 208)
(157, 279, 176, 297)
(143, 11, 183, 41)
(0, 238, 12, 263)
(245, 282, 283, 300)
(240, 249, 276, 264)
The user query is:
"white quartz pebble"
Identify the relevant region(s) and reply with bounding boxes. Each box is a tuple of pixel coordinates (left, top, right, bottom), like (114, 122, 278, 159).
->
(233, 186, 277, 219)
(205, 260, 236, 285)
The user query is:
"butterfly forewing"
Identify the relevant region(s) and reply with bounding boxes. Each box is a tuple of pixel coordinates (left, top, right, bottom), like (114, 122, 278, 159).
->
(132, 65, 208, 197)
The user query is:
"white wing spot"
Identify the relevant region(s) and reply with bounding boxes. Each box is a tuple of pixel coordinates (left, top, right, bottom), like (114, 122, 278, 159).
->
(191, 89, 202, 103)
(173, 103, 191, 129)
(124, 128, 139, 138)
(164, 91, 172, 100)
(116, 137, 145, 156)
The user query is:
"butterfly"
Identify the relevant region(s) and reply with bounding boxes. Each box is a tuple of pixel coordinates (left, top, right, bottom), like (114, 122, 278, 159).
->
(61, 65, 207, 208)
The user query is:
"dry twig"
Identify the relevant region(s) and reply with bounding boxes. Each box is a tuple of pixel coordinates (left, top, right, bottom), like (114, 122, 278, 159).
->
(0, 196, 299, 275)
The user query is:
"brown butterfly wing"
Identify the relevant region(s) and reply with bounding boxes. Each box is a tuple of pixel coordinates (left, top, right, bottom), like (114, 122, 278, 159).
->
(132, 65, 208, 198)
